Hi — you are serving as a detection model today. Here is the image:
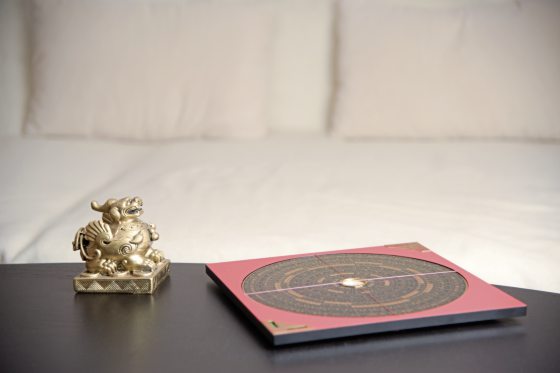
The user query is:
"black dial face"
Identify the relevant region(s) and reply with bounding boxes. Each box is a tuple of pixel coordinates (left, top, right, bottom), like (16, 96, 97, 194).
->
(242, 254, 467, 317)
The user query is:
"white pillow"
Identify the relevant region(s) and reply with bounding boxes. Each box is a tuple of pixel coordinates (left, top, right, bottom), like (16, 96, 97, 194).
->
(334, 0, 560, 139)
(26, 0, 273, 140)
(0, 0, 28, 136)
(266, 0, 334, 134)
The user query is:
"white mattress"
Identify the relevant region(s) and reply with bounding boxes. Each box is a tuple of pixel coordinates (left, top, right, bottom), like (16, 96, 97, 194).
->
(1, 136, 559, 293)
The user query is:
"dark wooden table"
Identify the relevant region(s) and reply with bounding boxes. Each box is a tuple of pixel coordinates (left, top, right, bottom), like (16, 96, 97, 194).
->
(1, 263, 559, 373)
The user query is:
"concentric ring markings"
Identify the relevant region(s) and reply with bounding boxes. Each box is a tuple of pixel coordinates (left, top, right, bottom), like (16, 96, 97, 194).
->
(242, 254, 467, 317)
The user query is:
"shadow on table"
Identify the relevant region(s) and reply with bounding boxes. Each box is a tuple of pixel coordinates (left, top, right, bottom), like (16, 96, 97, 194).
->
(72, 277, 172, 364)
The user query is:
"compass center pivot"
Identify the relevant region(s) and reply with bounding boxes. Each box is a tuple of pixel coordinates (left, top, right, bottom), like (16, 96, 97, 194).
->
(341, 278, 367, 288)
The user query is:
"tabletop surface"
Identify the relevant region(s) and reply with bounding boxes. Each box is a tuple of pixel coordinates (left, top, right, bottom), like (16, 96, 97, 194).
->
(0, 263, 559, 373)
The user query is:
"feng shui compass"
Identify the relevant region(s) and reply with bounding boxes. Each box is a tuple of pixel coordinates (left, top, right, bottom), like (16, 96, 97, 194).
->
(242, 254, 467, 317)
(206, 243, 526, 345)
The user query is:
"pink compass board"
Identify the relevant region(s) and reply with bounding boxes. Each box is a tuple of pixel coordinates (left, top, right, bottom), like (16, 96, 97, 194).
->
(205, 243, 527, 345)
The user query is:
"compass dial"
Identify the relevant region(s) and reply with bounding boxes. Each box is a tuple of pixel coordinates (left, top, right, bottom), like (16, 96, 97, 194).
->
(242, 254, 467, 317)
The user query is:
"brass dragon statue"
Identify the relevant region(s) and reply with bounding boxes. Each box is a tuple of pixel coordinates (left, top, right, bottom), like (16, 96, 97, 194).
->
(73, 197, 165, 277)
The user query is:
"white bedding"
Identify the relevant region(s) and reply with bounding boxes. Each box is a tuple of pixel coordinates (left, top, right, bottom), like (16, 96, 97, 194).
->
(1, 136, 559, 293)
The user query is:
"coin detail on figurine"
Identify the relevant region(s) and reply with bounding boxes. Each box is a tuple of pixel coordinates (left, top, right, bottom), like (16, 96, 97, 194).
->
(72, 196, 170, 294)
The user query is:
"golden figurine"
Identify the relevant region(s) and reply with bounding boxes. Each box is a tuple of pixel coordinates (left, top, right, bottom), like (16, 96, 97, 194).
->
(72, 196, 170, 294)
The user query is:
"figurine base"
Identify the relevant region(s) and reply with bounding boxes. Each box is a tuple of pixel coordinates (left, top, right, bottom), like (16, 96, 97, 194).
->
(74, 259, 170, 294)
